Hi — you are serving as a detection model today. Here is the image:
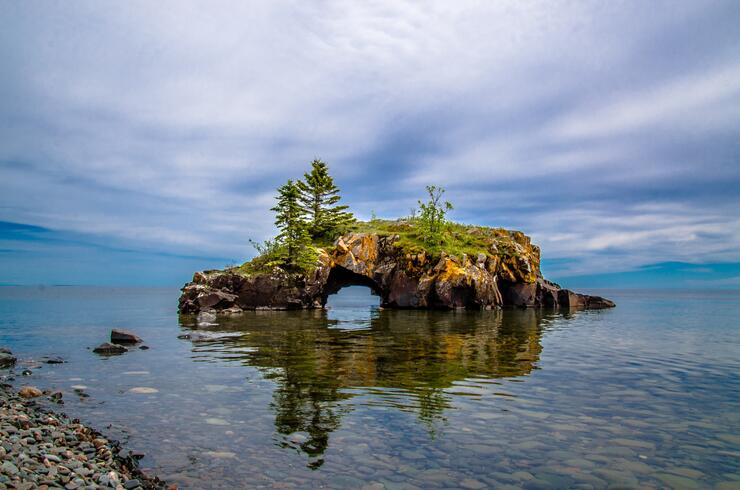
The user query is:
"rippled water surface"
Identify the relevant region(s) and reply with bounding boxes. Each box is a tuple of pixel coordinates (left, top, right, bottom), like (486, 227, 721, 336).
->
(1, 286, 739, 489)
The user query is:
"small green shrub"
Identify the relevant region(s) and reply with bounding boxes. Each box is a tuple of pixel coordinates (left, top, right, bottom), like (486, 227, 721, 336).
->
(415, 185, 453, 246)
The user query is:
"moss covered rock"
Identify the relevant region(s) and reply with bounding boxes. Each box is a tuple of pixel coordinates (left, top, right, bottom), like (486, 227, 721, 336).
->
(179, 227, 614, 312)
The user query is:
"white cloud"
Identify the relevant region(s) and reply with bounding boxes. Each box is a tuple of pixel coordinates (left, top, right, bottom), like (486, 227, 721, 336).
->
(549, 63, 740, 140)
(1, 0, 739, 276)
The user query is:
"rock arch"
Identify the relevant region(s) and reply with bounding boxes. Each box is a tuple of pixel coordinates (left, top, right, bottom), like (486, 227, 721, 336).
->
(321, 265, 382, 306)
(178, 232, 615, 313)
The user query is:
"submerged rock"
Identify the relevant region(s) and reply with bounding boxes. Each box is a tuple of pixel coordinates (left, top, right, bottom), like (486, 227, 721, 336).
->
(128, 387, 158, 394)
(176, 331, 235, 342)
(93, 342, 128, 355)
(196, 310, 217, 324)
(179, 228, 615, 312)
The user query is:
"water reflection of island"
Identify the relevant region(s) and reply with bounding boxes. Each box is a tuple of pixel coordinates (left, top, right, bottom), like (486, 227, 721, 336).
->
(179, 307, 564, 468)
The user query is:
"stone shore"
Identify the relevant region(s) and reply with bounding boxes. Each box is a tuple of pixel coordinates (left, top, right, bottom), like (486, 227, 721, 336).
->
(0, 381, 169, 489)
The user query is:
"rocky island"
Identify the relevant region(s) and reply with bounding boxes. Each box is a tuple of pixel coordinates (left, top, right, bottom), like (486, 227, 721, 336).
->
(180, 161, 613, 314)
(179, 222, 614, 313)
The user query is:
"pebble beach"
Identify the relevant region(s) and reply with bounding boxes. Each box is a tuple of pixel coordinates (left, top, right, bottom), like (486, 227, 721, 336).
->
(1, 357, 168, 490)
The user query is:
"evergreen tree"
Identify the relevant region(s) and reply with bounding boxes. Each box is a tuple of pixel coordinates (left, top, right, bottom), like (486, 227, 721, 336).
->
(296, 159, 355, 239)
(271, 179, 316, 270)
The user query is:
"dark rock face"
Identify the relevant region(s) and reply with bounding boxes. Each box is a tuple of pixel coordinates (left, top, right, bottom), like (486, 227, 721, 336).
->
(500, 279, 615, 309)
(179, 232, 615, 313)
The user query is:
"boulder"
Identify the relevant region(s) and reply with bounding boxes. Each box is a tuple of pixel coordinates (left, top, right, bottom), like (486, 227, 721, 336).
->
(196, 290, 237, 309)
(582, 295, 616, 309)
(110, 329, 142, 344)
(93, 342, 128, 355)
(19, 386, 43, 398)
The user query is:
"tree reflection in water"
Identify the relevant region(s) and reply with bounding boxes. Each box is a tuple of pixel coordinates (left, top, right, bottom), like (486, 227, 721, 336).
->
(179, 288, 573, 468)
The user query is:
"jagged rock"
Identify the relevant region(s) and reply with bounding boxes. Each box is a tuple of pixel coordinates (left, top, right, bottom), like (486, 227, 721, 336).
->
(110, 329, 142, 344)
(179, 230, 614, 312)
(580, 294, 616, 309)
(93, 342, 128, 355)
(197, 290, 238, 308)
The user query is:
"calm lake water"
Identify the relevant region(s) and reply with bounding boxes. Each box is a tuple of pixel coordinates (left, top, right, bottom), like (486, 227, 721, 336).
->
(1, 286, 738, 489)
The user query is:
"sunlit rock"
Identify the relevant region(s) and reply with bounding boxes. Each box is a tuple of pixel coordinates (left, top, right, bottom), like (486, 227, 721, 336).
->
(179, 228, 614, 312)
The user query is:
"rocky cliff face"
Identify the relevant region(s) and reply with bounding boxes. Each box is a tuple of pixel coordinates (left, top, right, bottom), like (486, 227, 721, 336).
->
(179, 231, 614, 313)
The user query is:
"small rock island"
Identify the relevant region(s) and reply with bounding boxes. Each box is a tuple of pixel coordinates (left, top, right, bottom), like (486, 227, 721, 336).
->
(180, 222, 614, 313)
(180, 160, 614, 313)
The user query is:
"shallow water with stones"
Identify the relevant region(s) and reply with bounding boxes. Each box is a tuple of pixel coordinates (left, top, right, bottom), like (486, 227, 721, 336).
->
(0, 286, 738, 489)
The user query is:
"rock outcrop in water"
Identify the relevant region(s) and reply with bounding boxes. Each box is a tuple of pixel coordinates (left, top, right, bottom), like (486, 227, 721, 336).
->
(179, 227, 614, 313)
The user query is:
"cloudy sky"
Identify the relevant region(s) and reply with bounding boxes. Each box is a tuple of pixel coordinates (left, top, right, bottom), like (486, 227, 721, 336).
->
(1, 0, 739, 287)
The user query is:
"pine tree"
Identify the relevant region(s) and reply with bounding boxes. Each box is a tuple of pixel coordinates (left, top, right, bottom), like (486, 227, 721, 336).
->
(271, 179, 315, 270)
(296, 159, 355, 239)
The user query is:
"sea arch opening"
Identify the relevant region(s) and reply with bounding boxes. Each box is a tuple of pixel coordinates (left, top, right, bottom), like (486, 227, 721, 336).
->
(322, 265, 382, 309)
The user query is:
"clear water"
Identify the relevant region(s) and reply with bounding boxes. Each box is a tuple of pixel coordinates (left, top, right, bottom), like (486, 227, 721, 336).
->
(1, 286, 738, 489)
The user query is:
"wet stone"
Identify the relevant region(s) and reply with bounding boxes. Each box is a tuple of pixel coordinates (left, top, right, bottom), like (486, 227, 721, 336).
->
(124, 478, 141, 488)
(1, 461, 19, 475)
(715, 482, 740, 490)
(460, 478, 487, 489)
(655, 472, 705, 489)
